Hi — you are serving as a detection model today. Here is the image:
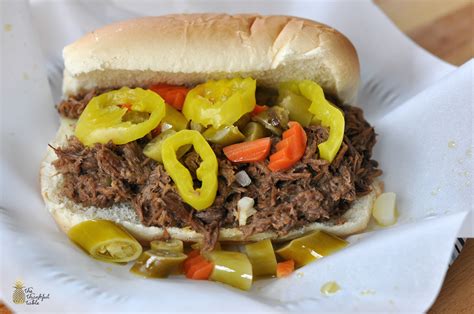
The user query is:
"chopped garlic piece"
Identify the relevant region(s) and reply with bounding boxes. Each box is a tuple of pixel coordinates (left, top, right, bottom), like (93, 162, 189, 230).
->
(237, 197, 256, 226)
(372, 192, 398, 226)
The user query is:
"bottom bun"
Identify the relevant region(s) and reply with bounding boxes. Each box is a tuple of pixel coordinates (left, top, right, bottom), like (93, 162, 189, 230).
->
(40, 118, 383, 244)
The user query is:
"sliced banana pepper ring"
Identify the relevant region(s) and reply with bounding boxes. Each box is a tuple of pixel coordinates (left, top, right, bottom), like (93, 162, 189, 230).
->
(75, 87, 166, 146)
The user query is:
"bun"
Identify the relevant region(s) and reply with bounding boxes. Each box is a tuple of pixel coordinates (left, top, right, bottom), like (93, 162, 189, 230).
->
(62, 14, 360, 104)
(40, 118, 382, 244)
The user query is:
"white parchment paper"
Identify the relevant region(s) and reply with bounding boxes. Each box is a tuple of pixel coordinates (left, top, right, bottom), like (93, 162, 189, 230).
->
(1, 0, 472, 312)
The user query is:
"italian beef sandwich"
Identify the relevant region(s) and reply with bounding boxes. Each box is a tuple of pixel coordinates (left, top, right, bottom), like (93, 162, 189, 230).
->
(41, 14, 383, 252)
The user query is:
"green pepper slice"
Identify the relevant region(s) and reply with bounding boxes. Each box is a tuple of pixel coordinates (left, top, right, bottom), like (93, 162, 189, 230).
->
(281, 81, 345, 162)
(203, 125, 245, 146)
(143, 130, 191, 163)
(161, 130, 218, 210)
(68, 220, 142, 263)
(182, 78, 256, 128)
(207, 251, 253, 291)
(189, 121, 206, 133)
(242, 122, 269, 142)
(75, 87, 165, 146)
(130, 249, 187, 278)
(150, 239, 184, 253)
(276, 231, 348, 267)
(160, 103, 189, 132)
(234, 113, 252, 131)
(245, 239, 277, 277)
(277, 85, 314, 127)
(252, 106, 289, 136)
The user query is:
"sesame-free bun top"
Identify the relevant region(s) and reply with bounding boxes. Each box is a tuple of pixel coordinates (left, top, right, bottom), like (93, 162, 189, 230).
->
(63, 14, 360, 103)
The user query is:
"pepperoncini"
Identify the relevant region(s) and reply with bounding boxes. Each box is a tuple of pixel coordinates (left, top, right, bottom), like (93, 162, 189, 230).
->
(182, 78, 256, 128)
(130, 249, 187, 278)
(160, 103, 189, 132)
(67, 220, 142, 263)
(242, 122, 269, 141)
(282, 80, 345, 162)
(276, 231, 348, 267)
(161, 130, 218, 210)
(277, 84, 314, 127)
(150, 239, 184, 253)
(252, 106, 289, 136)
(207, 251, 253, 291)
(203, 125, 245, 146)
(143, 130, 191, 163)
(245, 239, 277, 277)
(75, 87, 166, 146)
(234, 113, 251, 131)
(189, 121, 206, 133)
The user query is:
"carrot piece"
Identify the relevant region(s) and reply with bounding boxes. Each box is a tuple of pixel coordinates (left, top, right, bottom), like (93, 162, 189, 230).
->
(288, 121, 307, 144)
(269, 148, 291, 162)
(276, 260, 295, 278)
(268, 156, 294, 172)
(184, 256, 203, 273)
(252, 105, 268, 115)
(223, 137, 271, 163)
(149, 84, 189, 110)
(190, 261, 214, 280)
(183, 250, 214, 280)
(275, 138, 291, 151)
(268, 121, 307, 172)
(183, 250, 203, 273)
(186, 260, 214, 280)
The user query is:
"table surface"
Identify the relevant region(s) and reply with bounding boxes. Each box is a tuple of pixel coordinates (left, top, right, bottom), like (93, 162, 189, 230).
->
(1, 1, 473, 313)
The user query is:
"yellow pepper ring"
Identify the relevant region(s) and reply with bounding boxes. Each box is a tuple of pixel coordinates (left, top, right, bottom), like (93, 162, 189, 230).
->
(161, 130, 218, 211)
(75, 87, 166, 146)
(287, 80, 345, 163)
(182, 77, 256, 128)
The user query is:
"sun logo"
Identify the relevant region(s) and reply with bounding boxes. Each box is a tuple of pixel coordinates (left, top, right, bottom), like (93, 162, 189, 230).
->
(12, 280, 26, 304)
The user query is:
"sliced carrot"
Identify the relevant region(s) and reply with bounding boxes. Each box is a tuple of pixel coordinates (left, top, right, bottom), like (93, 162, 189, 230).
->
(268, 121, 307, 172)
(287, 121, 307, 144)
(275, 137, 291, 151)
(186, 260, 213, 279)
(269, 148, 291, 162)
(289, 131, 306, 158)
(183, 250, 214, 280)
(183, 251, 203, 273)
(277, 260, 295, 278)
(149, 83, 189, 110)
(223, 137, 271, 163)
(252, 105, 268, 115)
(190, 261, 214, 280)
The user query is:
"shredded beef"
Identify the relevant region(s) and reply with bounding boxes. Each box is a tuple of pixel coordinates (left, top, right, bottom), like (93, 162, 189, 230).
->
(53, 90, 381, 249)
(57, 90, 97, 119)
(133, 165, 220, 251)
(241, 106, 380, 236)
(52, 137, 153, 207)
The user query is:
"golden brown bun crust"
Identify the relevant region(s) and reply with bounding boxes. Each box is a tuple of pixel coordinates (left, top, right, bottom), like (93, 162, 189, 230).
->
(41, 119, 382, 244)
(63, 14, 360, 103)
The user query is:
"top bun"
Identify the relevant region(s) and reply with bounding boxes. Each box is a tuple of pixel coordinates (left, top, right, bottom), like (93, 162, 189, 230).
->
(63, 14, 360, 103)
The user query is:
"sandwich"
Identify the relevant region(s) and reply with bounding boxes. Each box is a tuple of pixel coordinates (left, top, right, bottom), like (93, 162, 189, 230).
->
(40, 14, 382, 252)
